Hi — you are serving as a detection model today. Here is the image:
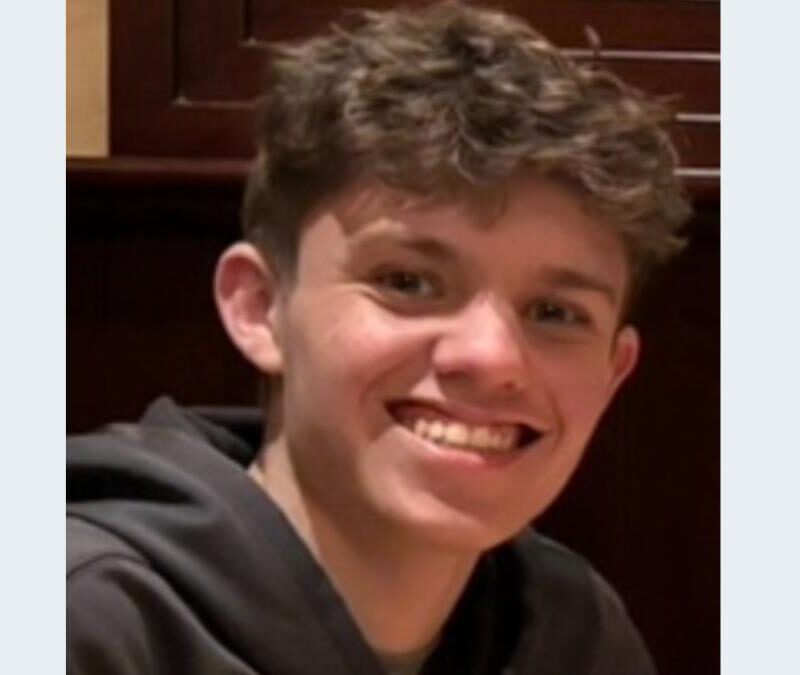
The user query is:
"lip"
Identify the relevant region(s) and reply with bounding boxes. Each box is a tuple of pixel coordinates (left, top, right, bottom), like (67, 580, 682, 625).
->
(386, 399, 545, 450)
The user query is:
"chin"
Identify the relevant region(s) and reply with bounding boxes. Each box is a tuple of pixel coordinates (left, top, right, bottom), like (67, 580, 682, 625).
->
(382, 497, 535, 554)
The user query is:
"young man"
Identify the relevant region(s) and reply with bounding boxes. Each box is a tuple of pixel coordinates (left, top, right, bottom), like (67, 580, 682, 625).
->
(67, 3, 689, 673)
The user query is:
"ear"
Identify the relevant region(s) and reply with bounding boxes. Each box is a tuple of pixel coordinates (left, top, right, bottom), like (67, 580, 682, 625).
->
(606, 325, 640, 397)
(213, 242, 286, 375)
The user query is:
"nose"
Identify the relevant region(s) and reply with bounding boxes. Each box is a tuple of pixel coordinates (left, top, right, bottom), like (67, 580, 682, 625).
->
(431, 296, 529, 395)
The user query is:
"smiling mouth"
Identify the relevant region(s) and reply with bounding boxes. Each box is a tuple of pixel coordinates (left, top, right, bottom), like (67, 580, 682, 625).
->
(388, 403, 541, 453)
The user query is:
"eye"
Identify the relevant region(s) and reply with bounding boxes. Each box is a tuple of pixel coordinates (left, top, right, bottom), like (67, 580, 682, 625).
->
(372, 268, 440, 299)
(529, 299, 591, 327)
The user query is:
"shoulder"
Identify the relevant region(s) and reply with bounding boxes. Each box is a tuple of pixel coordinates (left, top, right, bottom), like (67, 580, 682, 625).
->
(67, 517, 145, 577)
(510, 529, 601, 612)
(67, 517, 221, 674)
(506, 530, 657, 675)
(67, 518, 159, 674)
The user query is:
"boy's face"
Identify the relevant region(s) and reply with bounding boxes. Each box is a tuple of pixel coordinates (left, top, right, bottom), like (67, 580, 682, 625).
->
(265, 177, 638, 551)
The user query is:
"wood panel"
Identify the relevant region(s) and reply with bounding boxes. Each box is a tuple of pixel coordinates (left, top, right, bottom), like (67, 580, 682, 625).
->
(248, 0, 720, 51)
(111, 0, 719, 185)
(67, 180, 254, 432)
(67, 0, 108, 157)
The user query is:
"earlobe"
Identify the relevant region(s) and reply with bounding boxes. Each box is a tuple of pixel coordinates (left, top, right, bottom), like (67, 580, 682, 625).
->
(213, 242, 285, 375)
(608, 325, 640, 396)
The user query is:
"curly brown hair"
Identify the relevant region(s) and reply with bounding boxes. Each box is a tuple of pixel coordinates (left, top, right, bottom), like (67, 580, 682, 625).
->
(243, 1, 690, 296)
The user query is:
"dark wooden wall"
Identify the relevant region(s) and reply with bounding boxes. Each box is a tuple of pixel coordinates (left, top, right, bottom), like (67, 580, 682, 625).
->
(68, 2, 719, 673)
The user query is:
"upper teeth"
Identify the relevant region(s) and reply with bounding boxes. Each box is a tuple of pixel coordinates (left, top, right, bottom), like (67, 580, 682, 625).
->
(409, 418, 519, 452)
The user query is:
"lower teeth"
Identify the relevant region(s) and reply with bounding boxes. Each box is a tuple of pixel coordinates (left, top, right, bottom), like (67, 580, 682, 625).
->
(416, 432, 509, 453)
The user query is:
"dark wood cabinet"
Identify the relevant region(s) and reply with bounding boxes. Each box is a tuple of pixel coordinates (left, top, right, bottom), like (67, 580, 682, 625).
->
(108, 0, 719, 184)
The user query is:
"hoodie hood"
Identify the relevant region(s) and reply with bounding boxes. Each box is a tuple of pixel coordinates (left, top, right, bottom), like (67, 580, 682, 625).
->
(68, 397, 392, 675)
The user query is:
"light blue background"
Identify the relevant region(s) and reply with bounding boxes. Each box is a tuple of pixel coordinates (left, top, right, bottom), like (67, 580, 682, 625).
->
(0, 2, 64, 672)
(722, 0, 800, 672)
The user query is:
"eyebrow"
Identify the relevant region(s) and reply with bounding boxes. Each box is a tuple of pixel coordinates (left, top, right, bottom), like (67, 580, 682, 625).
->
(396, 237, 457, 261)
(350, 230, 459, 263)
(538, 265, 618, 306)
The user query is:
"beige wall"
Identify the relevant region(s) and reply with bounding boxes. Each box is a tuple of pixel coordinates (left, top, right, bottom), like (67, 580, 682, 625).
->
(67, 0, 108, 157)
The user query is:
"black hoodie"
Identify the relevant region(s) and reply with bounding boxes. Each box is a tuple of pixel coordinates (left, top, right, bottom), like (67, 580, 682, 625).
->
(67, 397, 656, 675)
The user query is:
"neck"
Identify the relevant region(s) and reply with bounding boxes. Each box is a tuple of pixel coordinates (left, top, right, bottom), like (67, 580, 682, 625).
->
(248, 439, 479, 656)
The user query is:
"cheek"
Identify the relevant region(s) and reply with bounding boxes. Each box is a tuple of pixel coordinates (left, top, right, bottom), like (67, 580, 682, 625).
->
(540, 352, 617, 429)
(286, 297, 431, 405)
(278, 299, 437, 514)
